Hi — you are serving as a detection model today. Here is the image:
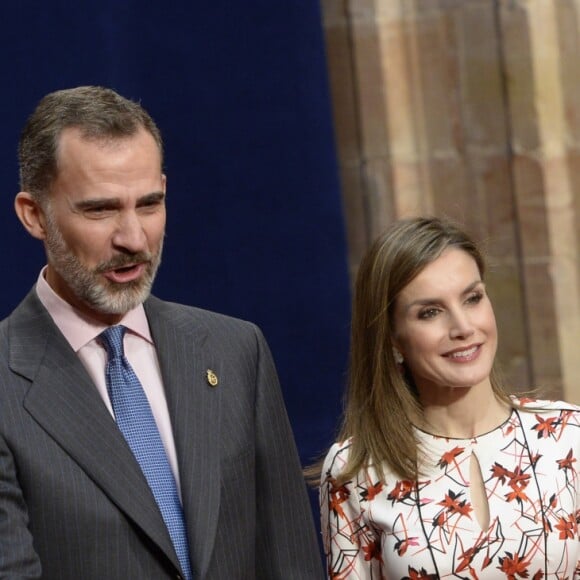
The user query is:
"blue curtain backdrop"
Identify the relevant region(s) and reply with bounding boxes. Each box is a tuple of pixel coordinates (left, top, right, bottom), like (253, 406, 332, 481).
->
(1, 0, 350, 545)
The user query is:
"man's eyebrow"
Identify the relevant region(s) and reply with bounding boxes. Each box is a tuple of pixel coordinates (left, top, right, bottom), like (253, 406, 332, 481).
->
(72, 198, 121, 211)
(72, 191, 166, 211)
(136, 191, 166, 205)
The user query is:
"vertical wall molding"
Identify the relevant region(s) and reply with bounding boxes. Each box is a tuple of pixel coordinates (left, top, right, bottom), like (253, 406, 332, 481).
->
(320, 0, 580, 402)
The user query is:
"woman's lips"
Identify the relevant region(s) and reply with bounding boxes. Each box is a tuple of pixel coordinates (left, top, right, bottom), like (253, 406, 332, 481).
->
(443, 344, 481, 362)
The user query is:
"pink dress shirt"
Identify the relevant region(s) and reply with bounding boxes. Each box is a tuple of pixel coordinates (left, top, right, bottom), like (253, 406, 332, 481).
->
(35, 268, 182, 494)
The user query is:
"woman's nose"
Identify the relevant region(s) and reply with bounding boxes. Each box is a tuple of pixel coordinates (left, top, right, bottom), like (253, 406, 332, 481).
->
(449, 310, 475, 339)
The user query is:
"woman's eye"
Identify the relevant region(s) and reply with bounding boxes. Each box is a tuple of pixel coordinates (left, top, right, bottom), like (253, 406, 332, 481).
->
(466, 292, 483, 305)
(418, 308, 440, 320)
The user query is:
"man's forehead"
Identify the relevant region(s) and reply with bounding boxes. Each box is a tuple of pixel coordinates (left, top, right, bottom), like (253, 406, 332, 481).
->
(54, 127, 162, 171)
(58, 126, 143, 149)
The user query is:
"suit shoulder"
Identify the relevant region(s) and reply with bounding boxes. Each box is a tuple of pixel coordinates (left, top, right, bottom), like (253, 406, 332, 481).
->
(146, 296, 262, 337)
(0, 314, 9, 337)
(0, 289, 43, 348)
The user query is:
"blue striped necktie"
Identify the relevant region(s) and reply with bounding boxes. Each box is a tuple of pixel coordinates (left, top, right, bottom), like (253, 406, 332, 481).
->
(100, 325, 192, 580)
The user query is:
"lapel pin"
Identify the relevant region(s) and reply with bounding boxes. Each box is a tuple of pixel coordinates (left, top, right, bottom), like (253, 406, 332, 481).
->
(206, 369, 218, 387)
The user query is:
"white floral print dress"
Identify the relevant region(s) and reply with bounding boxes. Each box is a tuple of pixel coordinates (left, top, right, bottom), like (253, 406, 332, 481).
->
(321, 399, 580, 579)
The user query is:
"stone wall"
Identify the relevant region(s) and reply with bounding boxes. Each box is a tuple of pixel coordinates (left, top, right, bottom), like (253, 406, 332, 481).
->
(321, 0, 580, 402)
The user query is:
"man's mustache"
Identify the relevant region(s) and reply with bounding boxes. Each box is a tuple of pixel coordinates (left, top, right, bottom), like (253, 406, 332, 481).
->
(95, 252, 154, 273)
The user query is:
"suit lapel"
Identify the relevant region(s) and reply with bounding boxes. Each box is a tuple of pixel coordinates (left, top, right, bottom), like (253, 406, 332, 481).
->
(9, 291, 181, 572)
(145, 297, 222, 578)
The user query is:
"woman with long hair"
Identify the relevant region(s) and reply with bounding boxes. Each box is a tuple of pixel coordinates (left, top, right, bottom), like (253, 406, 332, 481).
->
(319, 216, 579, 578)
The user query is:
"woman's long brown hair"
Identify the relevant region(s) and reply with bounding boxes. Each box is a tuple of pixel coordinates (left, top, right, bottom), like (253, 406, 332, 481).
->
(309, 216, 516, 486)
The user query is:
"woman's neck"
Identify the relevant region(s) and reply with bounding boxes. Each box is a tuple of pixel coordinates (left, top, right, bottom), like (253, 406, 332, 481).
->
(417, 382, 511, 438)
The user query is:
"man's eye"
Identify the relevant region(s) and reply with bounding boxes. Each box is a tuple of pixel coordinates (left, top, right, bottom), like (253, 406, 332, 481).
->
(84, 206, 114, 217)
(138, 199, 164, 211)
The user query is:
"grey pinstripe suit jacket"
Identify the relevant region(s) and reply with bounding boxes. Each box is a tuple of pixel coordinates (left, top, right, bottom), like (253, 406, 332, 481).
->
(0, 290, 323, 579)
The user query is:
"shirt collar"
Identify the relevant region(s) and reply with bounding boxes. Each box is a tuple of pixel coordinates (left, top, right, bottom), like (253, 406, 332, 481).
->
(35, 266, 153, 352)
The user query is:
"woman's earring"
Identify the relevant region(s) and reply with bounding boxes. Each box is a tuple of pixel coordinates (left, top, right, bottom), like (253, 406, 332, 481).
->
(393, 348, 404, 365)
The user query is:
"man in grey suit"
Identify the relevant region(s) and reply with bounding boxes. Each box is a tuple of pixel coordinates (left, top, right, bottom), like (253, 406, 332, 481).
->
(0, 86, 323, 579)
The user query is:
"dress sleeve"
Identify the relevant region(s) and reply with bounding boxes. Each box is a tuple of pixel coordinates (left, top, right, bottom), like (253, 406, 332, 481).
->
(320, 443, 383, 579)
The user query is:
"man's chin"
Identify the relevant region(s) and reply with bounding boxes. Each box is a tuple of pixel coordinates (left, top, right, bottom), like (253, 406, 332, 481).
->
(84, 285, 152, 316)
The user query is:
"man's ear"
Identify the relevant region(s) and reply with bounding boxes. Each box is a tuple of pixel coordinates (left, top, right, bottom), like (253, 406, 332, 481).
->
(14, 192, 48, 240)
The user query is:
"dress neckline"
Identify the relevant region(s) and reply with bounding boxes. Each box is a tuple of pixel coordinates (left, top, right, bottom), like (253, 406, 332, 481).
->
(413, 407, 515, 442)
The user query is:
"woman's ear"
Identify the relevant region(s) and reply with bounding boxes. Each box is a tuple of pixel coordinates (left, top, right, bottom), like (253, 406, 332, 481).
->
(391, 331, 404, 364)
(14, 192, 48, 240)
(392, 347, 404, 365)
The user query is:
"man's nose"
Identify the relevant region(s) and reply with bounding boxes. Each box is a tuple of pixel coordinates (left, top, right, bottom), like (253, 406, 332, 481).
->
(112, 212, 147, 253)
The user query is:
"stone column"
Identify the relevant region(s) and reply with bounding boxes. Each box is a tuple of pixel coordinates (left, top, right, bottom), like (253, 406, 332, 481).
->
(500, 0, 580, 401)
(320, 0, 580, 402)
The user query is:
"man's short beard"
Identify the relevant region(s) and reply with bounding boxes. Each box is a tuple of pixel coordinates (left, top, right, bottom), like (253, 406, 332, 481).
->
(43, 207, 162, 315)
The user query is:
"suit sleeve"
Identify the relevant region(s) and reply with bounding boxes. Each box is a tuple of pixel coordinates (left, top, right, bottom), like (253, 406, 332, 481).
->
(252, 326, 324, 579)
(0, 433, 42, 578)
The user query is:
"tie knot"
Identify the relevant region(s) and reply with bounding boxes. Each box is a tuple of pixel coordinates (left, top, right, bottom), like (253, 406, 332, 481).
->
(100, 325, 127, 361)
